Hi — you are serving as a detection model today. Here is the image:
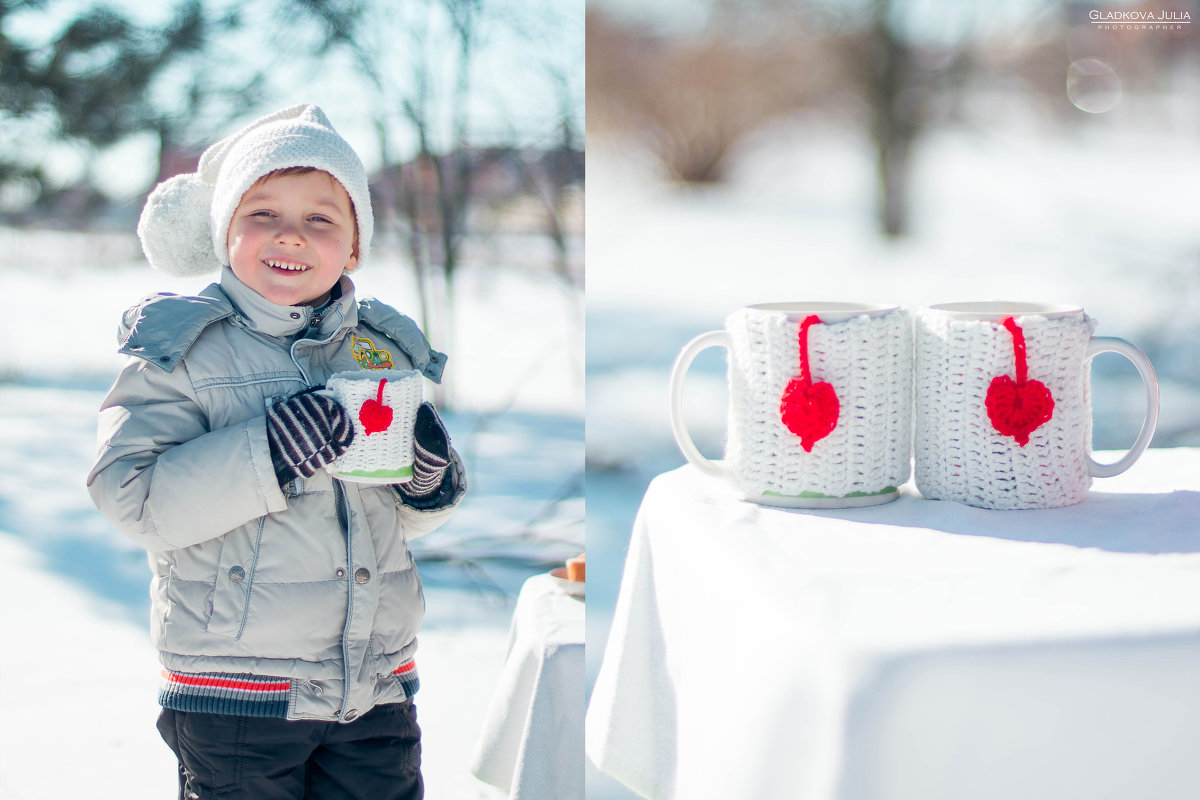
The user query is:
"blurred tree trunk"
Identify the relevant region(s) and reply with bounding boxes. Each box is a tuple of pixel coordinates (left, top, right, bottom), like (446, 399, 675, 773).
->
(546, 82, 582, 284)
(865, 0, 921, 238)
(515, 112, 581, 285)
(441, 0, 481, 302)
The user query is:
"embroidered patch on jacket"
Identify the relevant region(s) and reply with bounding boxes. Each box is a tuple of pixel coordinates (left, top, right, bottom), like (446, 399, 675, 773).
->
(351, 335, 394, 370)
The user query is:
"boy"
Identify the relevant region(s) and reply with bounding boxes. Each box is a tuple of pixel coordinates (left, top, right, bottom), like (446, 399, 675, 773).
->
(87, 104, 464, 799)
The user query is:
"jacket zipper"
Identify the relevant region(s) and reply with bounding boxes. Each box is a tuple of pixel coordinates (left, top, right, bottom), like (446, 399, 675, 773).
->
(289, 305, 344, 385)
(334, 478, 355, 719)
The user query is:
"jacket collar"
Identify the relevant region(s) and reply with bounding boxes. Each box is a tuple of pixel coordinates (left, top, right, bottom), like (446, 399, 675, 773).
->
(219, 267, 359, 340)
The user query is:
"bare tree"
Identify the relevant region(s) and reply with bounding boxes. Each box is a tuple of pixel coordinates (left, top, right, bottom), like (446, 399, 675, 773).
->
(587, 5, 826, 184)
(522, 111, 584, 285)
(588, 1, 994, 237)
(278, 0, 533, 405)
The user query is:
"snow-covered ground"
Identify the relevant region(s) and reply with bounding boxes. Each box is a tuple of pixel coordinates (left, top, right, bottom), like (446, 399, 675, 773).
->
(585, 113, 1200, 798)
(0, 248, 582, 798)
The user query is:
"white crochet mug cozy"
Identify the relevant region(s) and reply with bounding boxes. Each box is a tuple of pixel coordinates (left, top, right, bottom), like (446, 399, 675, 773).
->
(914, 302, 1159, 510)
(323, 369, 423, 484)
(669, 302, 912, 508)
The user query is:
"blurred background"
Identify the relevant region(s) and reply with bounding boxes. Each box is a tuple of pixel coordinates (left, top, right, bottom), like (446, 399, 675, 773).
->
(586, 0, 1200, 797)
(0, 1, 581, 797)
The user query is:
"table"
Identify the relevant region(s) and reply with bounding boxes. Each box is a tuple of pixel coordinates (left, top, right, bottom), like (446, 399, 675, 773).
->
(471, 573, 585, 799)
(586, 448, 1200, 800)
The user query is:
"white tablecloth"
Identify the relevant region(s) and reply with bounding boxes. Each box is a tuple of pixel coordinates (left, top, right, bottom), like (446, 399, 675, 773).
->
(586, 448, 1200, 800)
(471, 573, 585, 799)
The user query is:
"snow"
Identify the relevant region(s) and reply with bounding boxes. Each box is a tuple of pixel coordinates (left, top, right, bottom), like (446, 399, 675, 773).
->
(0, 249, 581, 798)
(585, 113, 1200, 798)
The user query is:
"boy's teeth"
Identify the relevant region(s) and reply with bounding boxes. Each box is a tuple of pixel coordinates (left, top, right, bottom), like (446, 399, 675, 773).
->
(267, 260, 308, 271)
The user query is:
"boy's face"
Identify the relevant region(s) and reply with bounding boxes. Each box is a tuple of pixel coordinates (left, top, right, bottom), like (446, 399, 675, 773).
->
(226, 170, 359, 307)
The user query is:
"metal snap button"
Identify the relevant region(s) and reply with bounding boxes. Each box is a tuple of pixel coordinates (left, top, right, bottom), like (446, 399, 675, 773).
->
(290, 311, 302, 320)
(336, 568, 346, 579)
(354, 568, 371, 584)
(228, 566, 245, 583)
(344, 709, 359, 721)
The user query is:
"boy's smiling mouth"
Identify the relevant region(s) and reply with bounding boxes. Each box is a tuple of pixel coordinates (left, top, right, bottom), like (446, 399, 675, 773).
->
(264, 259, 311, 272)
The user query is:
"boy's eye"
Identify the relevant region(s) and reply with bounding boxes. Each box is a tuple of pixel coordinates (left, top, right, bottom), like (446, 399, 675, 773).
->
(250, 210, 275, 218)
(309, 215, 332, 224)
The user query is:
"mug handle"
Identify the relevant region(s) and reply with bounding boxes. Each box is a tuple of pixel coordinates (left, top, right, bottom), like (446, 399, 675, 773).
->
(1086, 336, 1160, 478)
(668, 330, 730, 480)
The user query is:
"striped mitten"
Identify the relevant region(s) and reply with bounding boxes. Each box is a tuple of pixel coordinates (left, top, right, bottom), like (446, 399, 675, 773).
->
(401, 403, 451, 499)
(266, 389, 355, 484)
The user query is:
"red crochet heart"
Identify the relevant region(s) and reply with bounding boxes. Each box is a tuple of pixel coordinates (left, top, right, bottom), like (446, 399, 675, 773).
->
(987, 317, 1055, 447)
(780, 377, 840, 453)
(359, 379, 393, 436)
(985, 375, 1054, 447)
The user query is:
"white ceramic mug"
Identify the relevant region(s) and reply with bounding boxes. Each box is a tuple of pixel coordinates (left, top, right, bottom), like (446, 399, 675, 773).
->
(669, 302, 912, 507)
(914, 302, 1159, 509)
(323, 369, 423, 484)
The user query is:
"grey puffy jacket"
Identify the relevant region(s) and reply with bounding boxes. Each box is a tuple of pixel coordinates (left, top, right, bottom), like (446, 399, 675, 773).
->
(87, 268, 464, 722)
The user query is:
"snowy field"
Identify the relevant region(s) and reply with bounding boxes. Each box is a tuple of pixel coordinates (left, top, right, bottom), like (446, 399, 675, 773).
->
(0, 245, 582, 799)
(585, 114, 1200, 798)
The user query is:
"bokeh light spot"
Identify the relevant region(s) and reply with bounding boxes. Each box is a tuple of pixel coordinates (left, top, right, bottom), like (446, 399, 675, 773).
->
(1067, 58, 1122, 113)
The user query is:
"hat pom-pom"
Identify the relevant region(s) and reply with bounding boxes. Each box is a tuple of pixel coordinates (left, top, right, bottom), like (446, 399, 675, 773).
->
(137, 173, 218, 277)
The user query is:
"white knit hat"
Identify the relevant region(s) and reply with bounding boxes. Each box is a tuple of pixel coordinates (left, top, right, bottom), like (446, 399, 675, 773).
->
(137, 103, 373, 277)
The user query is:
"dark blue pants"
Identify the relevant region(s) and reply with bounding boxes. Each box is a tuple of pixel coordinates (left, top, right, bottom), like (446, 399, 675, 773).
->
(157, 700, 422, 800)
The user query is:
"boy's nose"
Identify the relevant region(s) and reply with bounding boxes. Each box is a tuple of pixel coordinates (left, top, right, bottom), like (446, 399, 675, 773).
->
(274, 220, 305, 245)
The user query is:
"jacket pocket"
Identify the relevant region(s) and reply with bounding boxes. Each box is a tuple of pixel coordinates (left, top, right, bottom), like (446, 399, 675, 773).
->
(206, 519, 264, 639)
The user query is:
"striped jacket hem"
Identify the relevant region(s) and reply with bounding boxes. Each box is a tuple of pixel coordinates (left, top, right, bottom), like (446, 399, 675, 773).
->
(159, 660, 420, 718)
